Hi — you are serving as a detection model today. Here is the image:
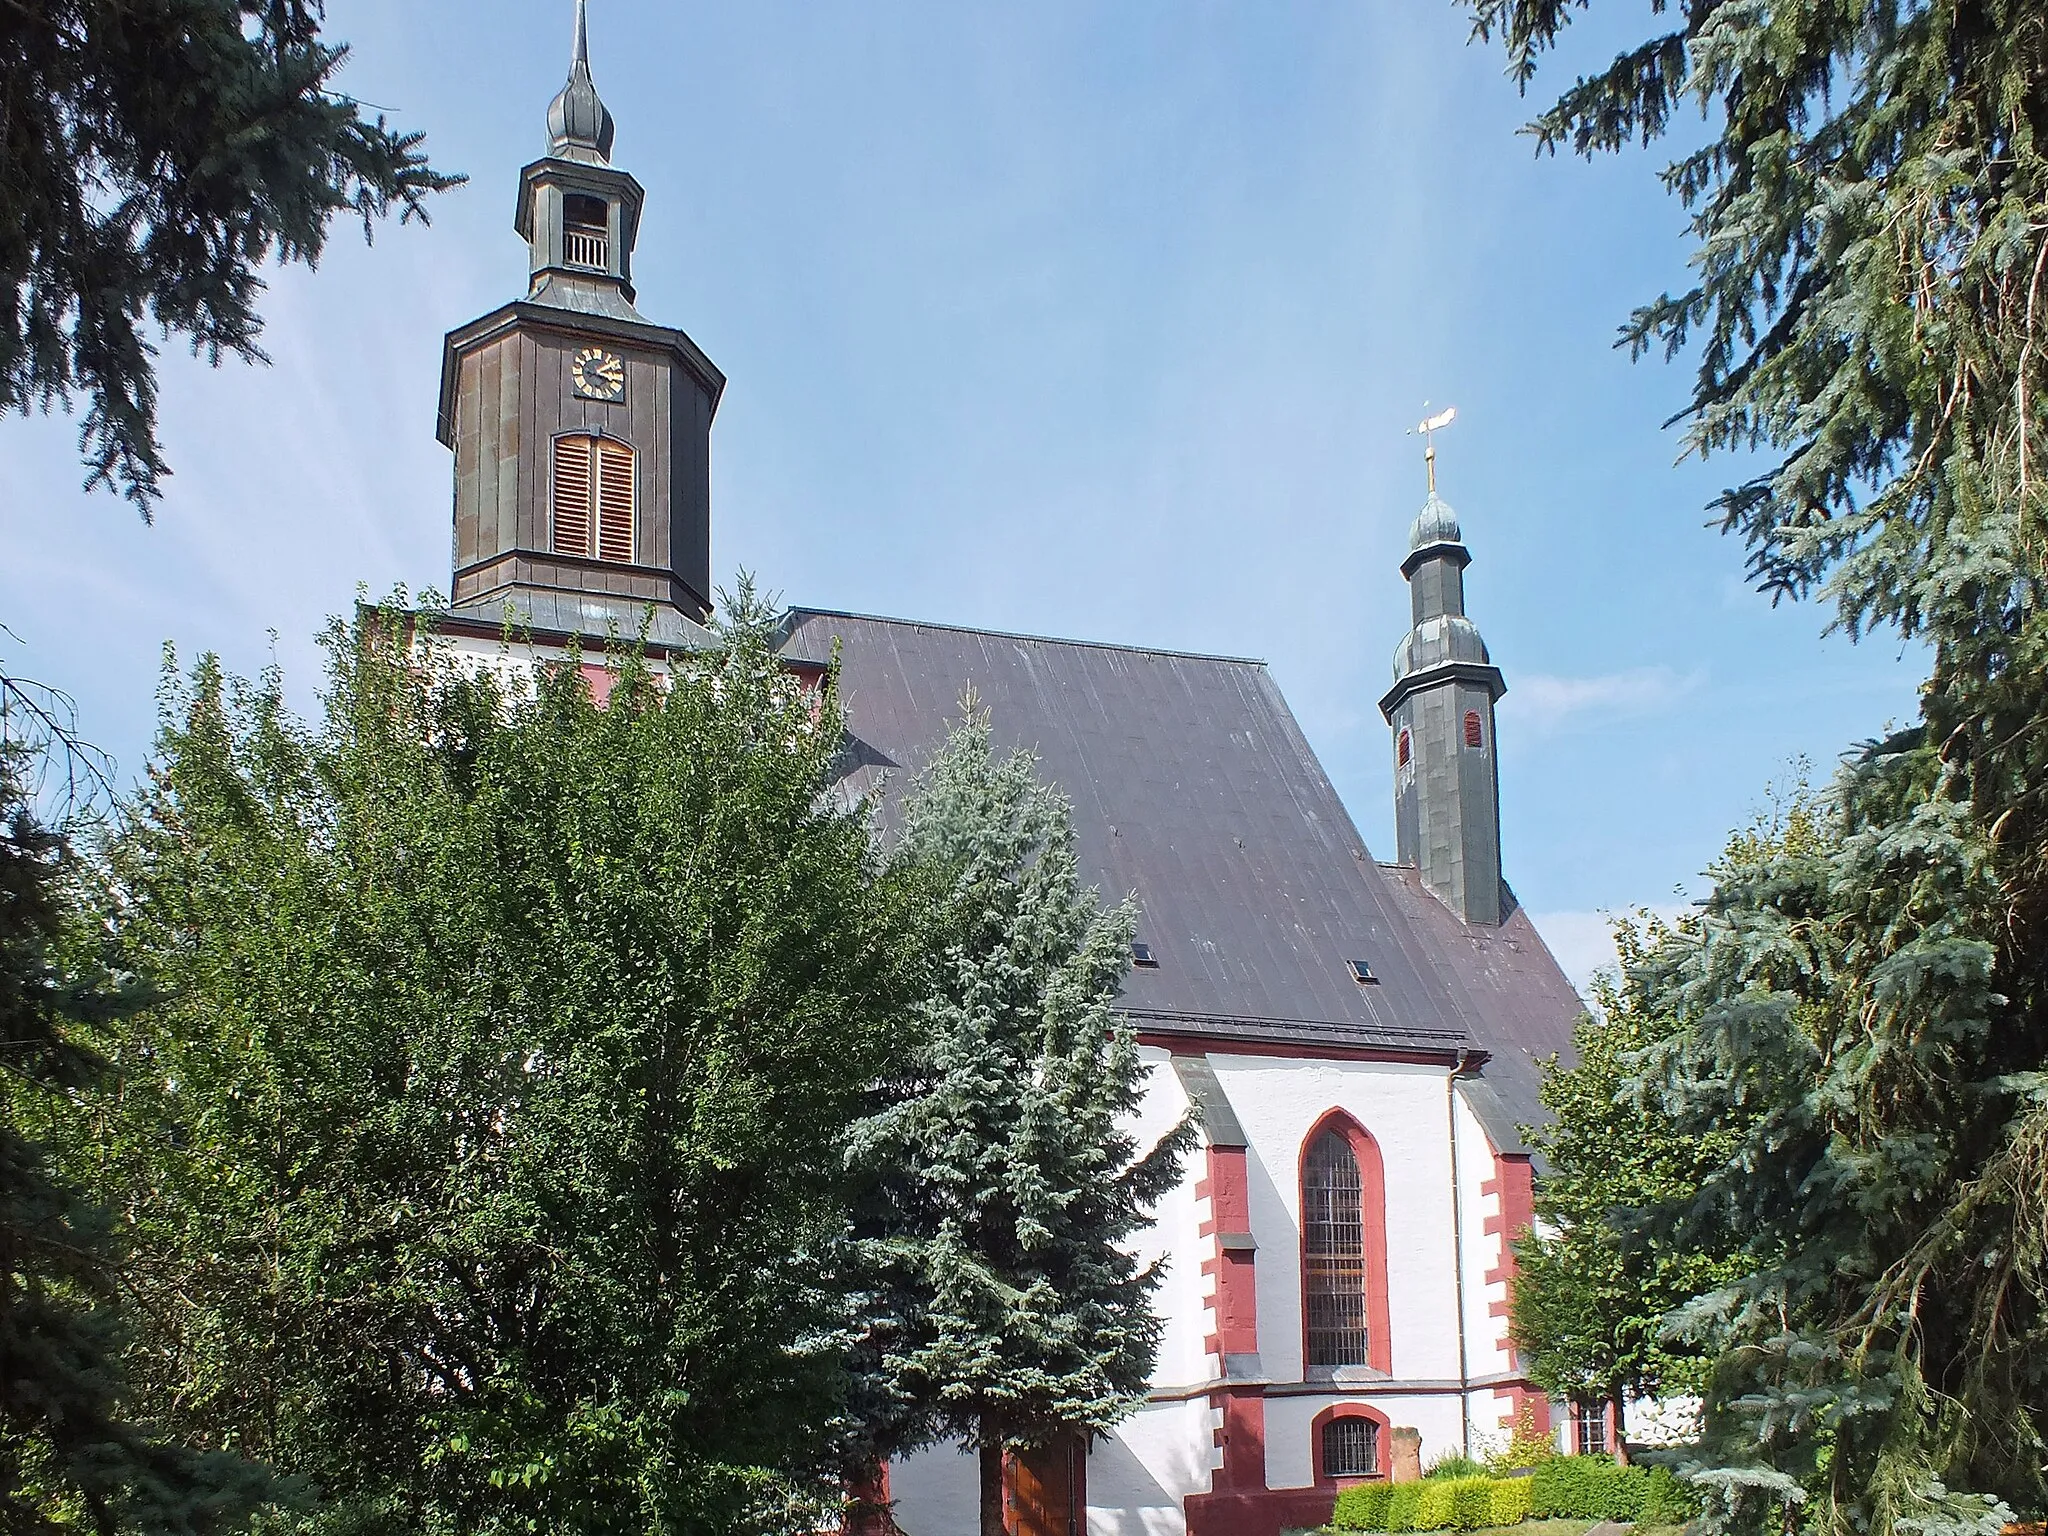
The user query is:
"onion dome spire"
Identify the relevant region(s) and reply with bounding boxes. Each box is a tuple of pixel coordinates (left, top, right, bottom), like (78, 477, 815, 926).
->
(546, 0, 615, 163)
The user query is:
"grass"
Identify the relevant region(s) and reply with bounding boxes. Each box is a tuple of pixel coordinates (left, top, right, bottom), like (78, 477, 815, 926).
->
(1313, 1521, 1695, 1536)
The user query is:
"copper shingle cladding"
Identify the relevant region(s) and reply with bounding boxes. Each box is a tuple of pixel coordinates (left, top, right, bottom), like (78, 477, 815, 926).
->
(781, 608, 1582, 1144)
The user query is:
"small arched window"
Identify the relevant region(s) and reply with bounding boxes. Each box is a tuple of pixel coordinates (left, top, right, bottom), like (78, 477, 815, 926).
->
(1303, 1130, 1368, 1368)
(1322, 1416, 1380, 1479)
(562, 193, 609, 270)
(1396, 728, 1411, 769)
(1463, 710, 1484, 749)
(552, 434, 635, 563)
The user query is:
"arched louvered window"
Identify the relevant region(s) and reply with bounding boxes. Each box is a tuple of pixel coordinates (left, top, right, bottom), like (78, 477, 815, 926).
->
(552, 434, 634, 563)
(1396, 728, 1411, 769)
(1304, 1129, 1369, 1368)
(1463, 709, 1484, 749)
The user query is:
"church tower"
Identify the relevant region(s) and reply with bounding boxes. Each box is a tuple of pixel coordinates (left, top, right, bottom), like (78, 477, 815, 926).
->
(1378, 486, 1509, 925)
(435, 1, 725, 645)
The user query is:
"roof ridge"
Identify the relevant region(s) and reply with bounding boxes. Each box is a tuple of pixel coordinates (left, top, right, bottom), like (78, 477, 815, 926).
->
(785, 605, 1268, 667)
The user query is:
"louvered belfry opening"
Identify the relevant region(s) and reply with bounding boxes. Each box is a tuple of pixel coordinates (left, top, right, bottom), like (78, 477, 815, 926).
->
(551, 433, 634, 563)
(1304, 1129, 1370, 1368)
(1323, 1416, 1379, 1479)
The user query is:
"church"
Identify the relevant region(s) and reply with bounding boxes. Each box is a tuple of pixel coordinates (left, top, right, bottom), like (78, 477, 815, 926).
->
(423, 13, 1584, 1535)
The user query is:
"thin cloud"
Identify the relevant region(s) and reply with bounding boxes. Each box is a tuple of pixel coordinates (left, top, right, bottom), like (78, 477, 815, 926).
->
(1501, 666, 1702, 735)
(1530, 904, 1691, 1003)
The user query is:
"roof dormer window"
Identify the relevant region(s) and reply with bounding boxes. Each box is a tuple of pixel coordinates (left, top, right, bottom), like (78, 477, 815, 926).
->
(551, 433, 634, 562)
(563, 193, 609, 272)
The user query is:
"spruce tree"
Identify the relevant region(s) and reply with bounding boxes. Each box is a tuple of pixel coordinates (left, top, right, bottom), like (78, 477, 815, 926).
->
(849, 710, 1193, 1536)
(1462, 3, 2048, 1528)
(1, 0, 460, 508)
(0, 745, 274, 1536)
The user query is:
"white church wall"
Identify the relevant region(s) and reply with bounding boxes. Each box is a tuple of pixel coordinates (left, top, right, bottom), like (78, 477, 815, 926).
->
(1086, 1398, 1213, 1536)
(1132, 1049, 1209, 1391)
(1205, 1055, 1462, 1384)
(1262, 1393, 1468, 1490)
(1452, 1090, 1513, 1388)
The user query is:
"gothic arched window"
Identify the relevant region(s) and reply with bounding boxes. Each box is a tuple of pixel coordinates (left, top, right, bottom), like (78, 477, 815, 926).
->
(1396, 728, 1411, 769)
(552, 433, 635, 563)
(1303, 1129, 1368, 1367)
(1463, 710, 1484, 749)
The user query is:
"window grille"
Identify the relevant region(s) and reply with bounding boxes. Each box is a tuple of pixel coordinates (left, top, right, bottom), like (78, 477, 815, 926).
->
(1574, 1401, 1608, 1456)
(1322, 1417, 1380, 1479)
(1463, 710, 1484, 749)
(552, 434, 634, 562)
(563, 193, 610, 272)
(1304, 1130, 1369, 1367)
(564, 226, 610, 270)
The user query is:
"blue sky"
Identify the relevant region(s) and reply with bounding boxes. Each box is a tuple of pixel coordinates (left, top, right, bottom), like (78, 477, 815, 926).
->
(0, 2, 1920, 988)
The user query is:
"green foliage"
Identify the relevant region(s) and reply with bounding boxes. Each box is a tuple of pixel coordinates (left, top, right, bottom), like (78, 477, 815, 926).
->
(1385, 1483, 1422, 1533)
(1511, 906, 1750, 1416)
(1423, 1454, 1489, 1481)
(846, 706, 1194, 1532)
(1482, 1403, 1554, 1476)
(1447, 1477, 1497, 1529)
(1333, 1474, 1539, 1532)
(33, 591, 921, 1536)
(1462, 0, 2048, 1529)
(1332, 1482, 1394, 1530)
(0, 747, 276, 1536)
(1413, 1480, 1456, 1530)
(1642, 1465, 1701, 1527)
(0, 1, 461, 507)
(1486, 1478, 1532, 1528)
(1529, 1456, 1649, 1522)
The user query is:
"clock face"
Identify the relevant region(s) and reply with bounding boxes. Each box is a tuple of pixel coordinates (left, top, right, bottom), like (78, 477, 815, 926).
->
(571, 347, 625, 402)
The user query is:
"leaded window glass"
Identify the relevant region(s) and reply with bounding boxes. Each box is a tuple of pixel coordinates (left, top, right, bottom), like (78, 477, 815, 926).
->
(1304, 1129, 1368, 1368)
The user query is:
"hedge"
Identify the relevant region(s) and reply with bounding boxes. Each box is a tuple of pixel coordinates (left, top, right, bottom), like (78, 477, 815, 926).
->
(1332, 1475, 1529, 1531)
(1330, 1458, 1693, 1531)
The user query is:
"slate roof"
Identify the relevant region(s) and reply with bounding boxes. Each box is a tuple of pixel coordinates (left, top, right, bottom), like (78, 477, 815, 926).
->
(780, 607, 1584, 1147)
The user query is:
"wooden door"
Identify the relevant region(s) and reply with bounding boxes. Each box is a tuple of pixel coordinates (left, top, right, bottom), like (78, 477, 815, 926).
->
(1006, 1436, 1085, 1536)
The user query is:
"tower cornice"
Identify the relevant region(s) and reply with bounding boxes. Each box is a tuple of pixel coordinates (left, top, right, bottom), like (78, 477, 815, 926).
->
(436, 300, 726, 449)
(1378, 660, 1507, 723)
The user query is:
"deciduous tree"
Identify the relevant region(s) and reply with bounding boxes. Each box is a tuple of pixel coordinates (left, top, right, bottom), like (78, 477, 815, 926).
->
(38, 593, 921, 1536)
(0, 745, 275, 1536)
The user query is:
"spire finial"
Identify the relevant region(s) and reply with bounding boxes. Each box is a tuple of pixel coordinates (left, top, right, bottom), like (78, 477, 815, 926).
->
(1408, 404, 1457, 496)
(546, 0, 614, 162)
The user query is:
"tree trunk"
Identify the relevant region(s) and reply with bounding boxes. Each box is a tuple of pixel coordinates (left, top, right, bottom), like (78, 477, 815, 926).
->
(980, 1434, 1008, 1536)
(1609, 1387, 1629, 1465)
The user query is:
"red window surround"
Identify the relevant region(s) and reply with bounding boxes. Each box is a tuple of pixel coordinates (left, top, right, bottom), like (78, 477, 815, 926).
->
(1312, 1403, 1393, 1485)
(1298, 1111, 1393, 1376)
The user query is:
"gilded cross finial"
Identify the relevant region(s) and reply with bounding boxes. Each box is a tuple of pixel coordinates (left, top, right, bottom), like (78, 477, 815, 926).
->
(1409, 404, 1457, 496)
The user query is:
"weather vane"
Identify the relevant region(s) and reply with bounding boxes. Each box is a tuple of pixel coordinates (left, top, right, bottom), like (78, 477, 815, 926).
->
(1409, 404, 1457, 496)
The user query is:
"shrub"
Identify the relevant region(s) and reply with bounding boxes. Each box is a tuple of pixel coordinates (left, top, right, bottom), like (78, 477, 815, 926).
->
(1424, 1454, 1489, 1481)
(1486, 1478, 1532, 1527)
(1385, 1482, 1423, 1532)
(1642, 1464, 1702, 1524)
(1335, 1472, 1546, 1532)
(1446, 1477, 1495, 1529)
(1333, 1483, 1394, 1531)
(1485, 1401, 1558, 1474)
(1530, 1455, 1651, 1520)
(1414, 1480, 1457, 1530)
